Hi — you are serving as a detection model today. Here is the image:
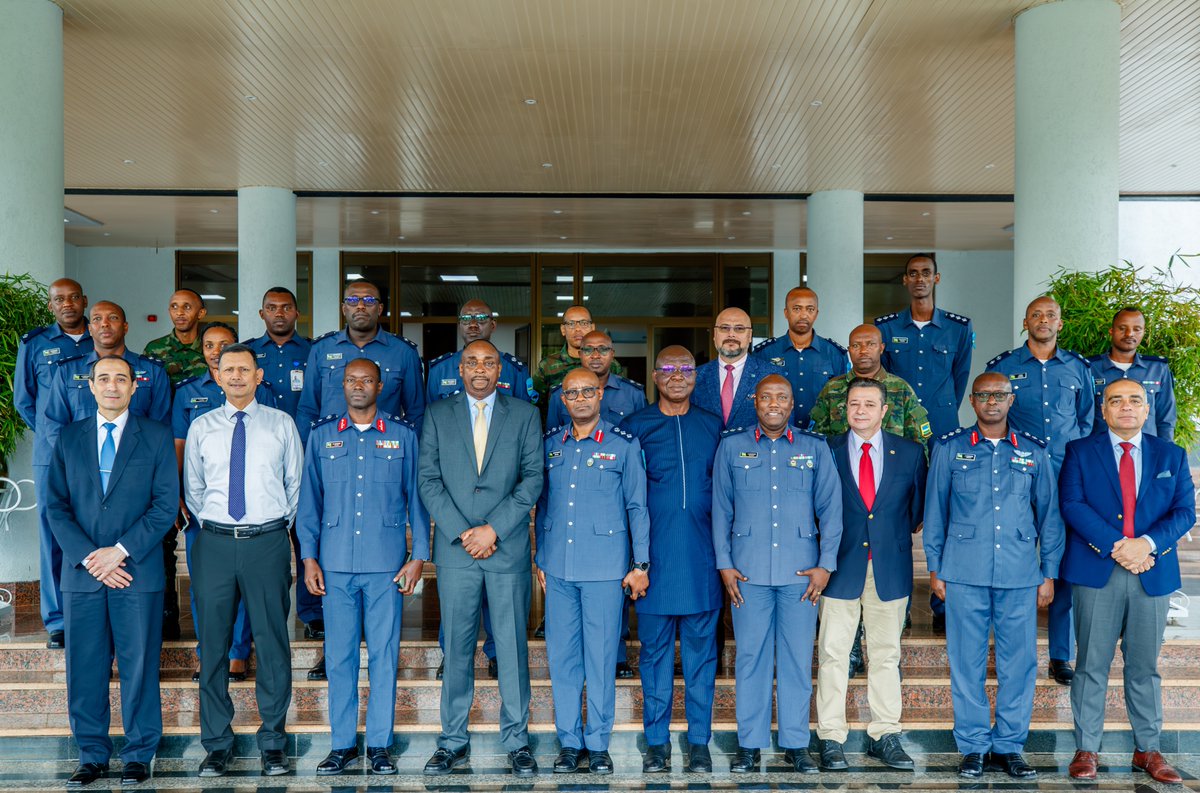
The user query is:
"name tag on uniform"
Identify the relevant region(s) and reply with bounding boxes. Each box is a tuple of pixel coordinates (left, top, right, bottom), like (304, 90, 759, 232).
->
(891, 336, 908, 344)
(189, 397, 209, 404)
(1008, 372, 1027, 381)
(547, 450, 562, 459)
(955, 453, 976, 461)
(739, 451, 758, 458)
(42, 347, 60, 356)
(73, 373, 89, 381)
(256, 352, 267, 359)
(789, 454, 814, 468)
(440, 378, 457, 387)
(1011, 457, 1035, 468)
(326, 353, 343, 361)
(376, 439, 400, 449)
(1094, 377, 1106, 387)
(325, 441, 344, 448)
(290, 369, 304, 391)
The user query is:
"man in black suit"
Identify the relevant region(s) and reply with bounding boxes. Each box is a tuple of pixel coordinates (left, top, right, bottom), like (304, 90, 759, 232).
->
(45, 355, 179, 786)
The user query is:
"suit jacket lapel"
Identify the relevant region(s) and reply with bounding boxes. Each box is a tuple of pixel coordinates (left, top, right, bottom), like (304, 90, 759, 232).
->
(82, 419, 102, 494)
(1137, 436, 1157, 499)
(102, 414, 141, 499)
(480, 395, 509, 473)
(831, 435, 861, 512)
(1092, 433, 1122, 503)
(732, 358, 758, 415)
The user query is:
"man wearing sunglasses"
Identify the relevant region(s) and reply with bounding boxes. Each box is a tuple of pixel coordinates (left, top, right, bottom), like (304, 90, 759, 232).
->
(297, 281, 425, 444)
(546, 330, 646, 431)
(694, 307, 786, 430)
(533, 306, 626, 408)
(427, 298, 536, 405)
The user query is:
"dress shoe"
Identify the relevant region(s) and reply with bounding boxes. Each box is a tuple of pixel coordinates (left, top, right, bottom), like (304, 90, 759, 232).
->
(985, 751, 1036, 779)
(867, 733, 914, 770)
(783, 748, 819, 774)
(615, 661, 634, 679)
(307, 655, 326, 681)
(261, 749, 290, 776)
(316, 747, 359, 775)
(1049, 659, 1074, 685)
(957, 752, 984, 778)
(588, 750, 613, 775)
(819, 739, 849, 770)
(367, 746, 397, 775)
(674, 662, 683, 677)
(198, 749, 232, 777)
(642, 744, 670, 773)
(228, 659, 247, 683)
(423, 746, 469, 776)
(534, 619, 546, 638)
(931, 612, 946, 634)
(686, 743, 712, 772)
(435, 661, 444, 680)
(67, 762, 108, 786)
(730, 746, 760, 773)
(1133, 750, 1182, 784)
(191, 668, 200, 683)
(304, 619, 325, 640)
(46, 630, 65, 649)
(1068, 750, 1099, 780)
(120, 761, 150, 785)
(553, 747, 585, 773)
(509, 745, 538, 776)
(487, 657, 498, 679)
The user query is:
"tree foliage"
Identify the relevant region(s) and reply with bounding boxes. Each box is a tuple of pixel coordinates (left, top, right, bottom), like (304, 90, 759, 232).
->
(0, 274, 53, 470)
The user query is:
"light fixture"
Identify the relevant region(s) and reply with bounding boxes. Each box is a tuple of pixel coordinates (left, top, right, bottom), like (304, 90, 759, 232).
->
(524, 98, 538, 105)
(492, 312, 500, 317)
(810, 100, 823, 107)
(559, 236, 568, 240)
(370, 210, 380, 215)
(345, 273, 364, 281)
(243, 94, 257, 102)
(555, 275, 593, 282)
(552, 209, 563, 214)
(209, 209, 219, 214)
(885, 236, 894, 241)
(400, 311, 413, 317)
(555, 295, 573, 301)
(200, 294, 226, 301)
(556, 312, 564, 317)
(122, 159, 135, 165)
(921, 211, 931, 217)
(802, 274, 808, 282)
(63, 218, 69, 223)
(398, 235, 406, 240)
(439, 274, 479, 283)
(727, 236, 736, 240)
(541, 162, 553, 168)
(741, 211, 752, 216)
(984, 163, 995, 169)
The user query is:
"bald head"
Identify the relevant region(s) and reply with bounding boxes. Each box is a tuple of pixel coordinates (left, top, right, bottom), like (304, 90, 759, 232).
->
(1023, 295, 1063, 344)
(714, 306, 754, 363)
(784, 287, 820, 338)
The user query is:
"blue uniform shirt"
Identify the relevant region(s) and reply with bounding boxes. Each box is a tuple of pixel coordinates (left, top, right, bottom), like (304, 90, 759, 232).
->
(171, 372, 275, 440)
(297, 328, 426, 443)
(14, 323, 94, 434)
(535, 420, 650, 582)
(1087, 353, 1176, 442)
(923, 426, 1064, 589)
(752, 333, 848, 428)
(243, 333, 311, 420)
(545, 374, 647, 432)
(875, 308, 974, 438)
(711, 425, 843, 587)
(426, 349, 536, 403)
(986, 345, 1093, 465)
(296, 413, 430, 573)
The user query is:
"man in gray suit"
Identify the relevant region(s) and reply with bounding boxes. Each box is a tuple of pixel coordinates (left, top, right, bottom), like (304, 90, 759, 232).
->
(418, 339, 544, 777)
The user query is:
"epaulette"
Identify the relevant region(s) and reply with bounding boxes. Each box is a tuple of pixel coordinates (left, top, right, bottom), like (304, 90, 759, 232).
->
(1141, 353, 1169, 363)
(873, 312, 898, 325)
(176, 374, 201, 388)
(1063, 348, 1090, 367)
(399, 335, 419, 350)
(721, 426, 748, 437)
(825, 336, 849, 354)
(428, 350, 456, 366)
(943, 311, 971, 326)
(609, 425, 635, 441)
(614, 373, 645, 391)
(53, 352, 87, 367)
(751, 336, 780, 353)
(313, 330, 338, 343)
(794, 427, 825, 440)
(138, 354, 165, 368)
(502, 351, 528, 370)
(1016, 430, 1048, 448)
(392, 414, 417, 431)
(935, 427, 967, 445)
(986, 349, 1015, 368)
(544, 424, 566, 439)
(311, 413, 339, 430)
(20, 324, 49, 343)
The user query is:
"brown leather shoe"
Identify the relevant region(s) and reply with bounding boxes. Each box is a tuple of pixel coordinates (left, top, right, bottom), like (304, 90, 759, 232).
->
(1068, 750, 1098, 780)
(1132, 750, 1182, 785)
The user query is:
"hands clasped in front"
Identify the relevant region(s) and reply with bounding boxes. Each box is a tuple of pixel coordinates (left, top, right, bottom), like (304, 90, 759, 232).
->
(460, 524, 498, 559)
(83, 546, 131, 588)
(1111, 536, 1155, 575)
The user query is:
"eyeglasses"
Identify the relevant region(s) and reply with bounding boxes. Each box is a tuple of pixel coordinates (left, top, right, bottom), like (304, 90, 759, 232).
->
(715, 324, 752, 334)
(561, 319, 594, 329)
(562, 386, 599, 400)
(971, 391, 1012, 403)
(655, 365, 697, 377)
(580, 345, 613, 356)
(343, 296, 381, 307)
(458, 313, 491, 324)
(463, 358, 498, 370)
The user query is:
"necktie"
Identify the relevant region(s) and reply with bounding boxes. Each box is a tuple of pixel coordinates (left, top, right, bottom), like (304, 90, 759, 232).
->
(1118, 441, 1136, 538)
(99, 422, 116, 493)
(858, 441, 876, 511)
(228, 411, 247, 520)
(720, 364, 735, 423)
(474, 401, 488, 473)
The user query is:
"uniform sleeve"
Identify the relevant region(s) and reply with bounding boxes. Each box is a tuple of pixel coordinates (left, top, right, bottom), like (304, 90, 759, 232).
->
(399, 346, 426, 433)
(295, 430, 324, 561)
(623, 438, 650, 565)
(834, 347, 850, 378)
(531, 361, 549, 407)
(953, 320, 974, 404)
(115, 427, 180, 563)
(13, 339, 38, 430)
(296, 344, 322, 442)
(171, 392, 190, 440)
(404, 429, 432, 562)
(921, 442, 950, 574)
(808, 382, 836, 434)
(41, 370, 71, 457)
(1074, 361, 1094, 437)
(424, 366, 440, 405)
(1032, 448, 1064, 580)
(902, 388, 933, 444)
(1156, 367, 1177, 442)
(534, 438, 549, 548)
(812, 441, 843, 572)
(147, 367, 171, 423)
(546, 390, 565, 431)
(711, 442, 735, 570)
(909, 446, 928, 530)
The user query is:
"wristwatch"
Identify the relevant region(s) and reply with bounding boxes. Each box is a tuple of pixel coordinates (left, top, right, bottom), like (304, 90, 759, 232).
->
(630, 560, 650, 572)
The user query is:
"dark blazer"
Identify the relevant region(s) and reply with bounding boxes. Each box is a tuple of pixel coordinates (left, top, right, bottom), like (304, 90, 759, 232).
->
(418, 391, 544, 571)
(1059, 431, 1195, 597)
(45, 414, 179, 593)
(693, 355, 786, 429)
(824, 431, 927, 601)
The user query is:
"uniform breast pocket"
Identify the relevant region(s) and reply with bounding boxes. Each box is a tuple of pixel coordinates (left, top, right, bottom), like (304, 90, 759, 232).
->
(950, 522, 976, 541)
(319, 445, 351, 481)
(737, 458, 764, 490)
(932, 343, 950, 358)
(1056, 382, 1082, 410)
(321, 364, 348, 401)
(371, 447, 404, 482)
(784, 464, 813, 491)
(582, 463, 620, 490)
(950, 464, 981, 493)
(1009, 466, 1033, 494)
(66, 382, 92, 415)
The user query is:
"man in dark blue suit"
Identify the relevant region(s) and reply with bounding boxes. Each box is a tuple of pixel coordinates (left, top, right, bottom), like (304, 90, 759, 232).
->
(45, 355, 179, 786)
(816, 378, 926, 772)
(1060, 379, 1195, 785)
(693, 307, 785, 430)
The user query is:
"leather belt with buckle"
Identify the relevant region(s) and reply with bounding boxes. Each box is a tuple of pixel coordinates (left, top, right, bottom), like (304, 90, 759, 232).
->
(201, 518, 288, 539)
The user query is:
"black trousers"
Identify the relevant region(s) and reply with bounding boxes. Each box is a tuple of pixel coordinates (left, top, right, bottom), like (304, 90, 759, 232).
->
(192, 527, 292, 752)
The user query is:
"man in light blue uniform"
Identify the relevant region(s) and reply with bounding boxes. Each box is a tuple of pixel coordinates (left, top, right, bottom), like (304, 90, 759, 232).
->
(924, 371, 1063, 780)
(427, 298, 536, 404)
(712, 374, 842, 774)
(545, 330, 645, 430)
(1087, 307, 1176, 441)
(14, 278, 93, 648)
(986, 295, 1091, 685)
(297, 281, 425, 444)
(298, 358, 429, 776)
(752, 286, 848, 428)
(536, 368, 650, 775)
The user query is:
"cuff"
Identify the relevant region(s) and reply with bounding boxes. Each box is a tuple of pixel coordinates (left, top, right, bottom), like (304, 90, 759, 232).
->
(114, 542, 130, 559)
(1144, 535, 1158, 553)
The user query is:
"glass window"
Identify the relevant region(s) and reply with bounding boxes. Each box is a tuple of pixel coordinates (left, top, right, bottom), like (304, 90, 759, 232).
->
(721, 253, 771, 318)
(540, 254, 576, 318)
(581, 254, 715, 318)
(397, 254, 533, 320)
(178, 251, 313, 337)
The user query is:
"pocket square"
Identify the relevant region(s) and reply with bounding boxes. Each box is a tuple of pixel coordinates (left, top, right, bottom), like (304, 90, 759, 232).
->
(1155, 470, 1172, 479)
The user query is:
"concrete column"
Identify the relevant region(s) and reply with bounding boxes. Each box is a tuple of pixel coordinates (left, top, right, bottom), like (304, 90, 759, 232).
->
(311, 248, 341, 336)
(237, 187, 297, 334)
(1014, 0, 1120, 340)
(771, 250, 801, 337)
(805, 190, 864, 345)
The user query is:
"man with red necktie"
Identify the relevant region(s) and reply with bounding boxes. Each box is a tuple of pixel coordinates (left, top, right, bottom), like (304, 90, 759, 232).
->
(693, 307, 785, 430)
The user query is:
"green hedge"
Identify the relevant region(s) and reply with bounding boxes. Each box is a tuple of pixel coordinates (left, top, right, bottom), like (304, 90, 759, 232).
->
(0, 274, 53, 470)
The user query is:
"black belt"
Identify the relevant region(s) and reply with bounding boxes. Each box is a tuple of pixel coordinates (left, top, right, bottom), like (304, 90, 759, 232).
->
(201, 518, 288, 539)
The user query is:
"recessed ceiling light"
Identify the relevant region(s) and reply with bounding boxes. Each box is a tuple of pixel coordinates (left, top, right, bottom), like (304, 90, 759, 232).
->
(63, 218, 69, 223)
(397, 235, 405, 240)
(209, 209, 219, 214)
(542, 162, 553, 168)
(741, 211, 752, 216)
(318, 160, 329, 167)
(400, 311, 413, 317)
(439, 274, 479, 283)
(555, 295, 573, 301)
(921, 211, 931, 217)
(556, 275, 593, 282)
(559, 236, 568, 240)
(727, 236, 736, 240)
(370, 210, 380, 215)
(984, 163, 995, 169)
(524, 98, 538, 105)
(345, 273, 364, 280)
(231, 310, 239, 316)
(122, 159, 135, 165)
(771, 164, 782, 169)
(102, 232, 111, 237)
(200, 294, 226, 301)
(556, 312, 564, 318)
(243, 94, 257, 102)
(885, 236, 894, 241)
(810, 100, 823, 107)
(552, 209, 563, 214)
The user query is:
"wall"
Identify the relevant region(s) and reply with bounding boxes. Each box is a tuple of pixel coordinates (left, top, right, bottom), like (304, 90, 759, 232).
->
(1118, 200, 1200, 285)
(67, 246, 176, 352)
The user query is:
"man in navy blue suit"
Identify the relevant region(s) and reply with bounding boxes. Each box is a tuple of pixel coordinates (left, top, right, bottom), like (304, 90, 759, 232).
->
(45, 355, 179, 786)
(1060, 379, 1195, 785)
(693, 307, 785, 430)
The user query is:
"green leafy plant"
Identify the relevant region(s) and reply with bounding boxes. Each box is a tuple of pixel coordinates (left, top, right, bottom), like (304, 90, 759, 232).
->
(1046, 256, 1200, 449)
(0, 274, 53, 473)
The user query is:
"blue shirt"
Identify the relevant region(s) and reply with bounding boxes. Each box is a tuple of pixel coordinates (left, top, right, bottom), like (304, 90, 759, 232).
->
(875, 307, 974, 438)
(545, 374, 647, 432)
(171, 371, 275, 440)
(985, 344, 1093, 466)
(426, 349, 535, 404)
(922, 426, 1064, 589)
(752, 332, 848, 428)
(14, 323, 93, 435)
(463, 390, 497, 437)
(243, 333, 312, 420)
(1087, 353, 1176, 442)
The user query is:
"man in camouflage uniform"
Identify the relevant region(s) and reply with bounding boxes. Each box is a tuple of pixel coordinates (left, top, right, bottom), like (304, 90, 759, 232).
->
(533, 305, 624, 404)
(810, 325, 932, 446)
(143, 289, 208, 386)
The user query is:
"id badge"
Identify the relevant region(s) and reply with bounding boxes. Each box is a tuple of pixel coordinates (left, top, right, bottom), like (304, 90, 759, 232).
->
(290, 369, 304, 391)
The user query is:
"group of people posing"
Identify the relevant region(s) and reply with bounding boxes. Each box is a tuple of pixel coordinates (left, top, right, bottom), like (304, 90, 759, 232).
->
(14, 252, 1193, 786)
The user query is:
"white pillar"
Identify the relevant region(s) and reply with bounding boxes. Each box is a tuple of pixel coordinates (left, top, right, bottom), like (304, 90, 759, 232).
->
(311, 248, 341, 336)
(237, 187, 296, 334)
(1014, 0, 1120, 340)
(771, 250, 801, 337)
(805, 190, 864, 345)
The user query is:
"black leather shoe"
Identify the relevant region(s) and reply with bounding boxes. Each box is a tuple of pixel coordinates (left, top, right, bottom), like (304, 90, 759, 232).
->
(120, 761, 150, 785)
(1049, 659, 1074, 685)
(986, 751, 1036, 779)
(509, 745, 538, 776)
(307, 656, 326, 681)
(958, 752, 984, 779)
(67, 762, 107, 786)
(316, 747, 359, 776)
(615, 661, 634, 679)
(730, 747, 760, 773)
(642, 744, 670, 773)
(867, 733, 914, 770)
(487, 657, 498, 679)
(534, 619, 546, 638)
(435, 661, 444, 680)
(228, 662, 247, 683)
(367, 747, 396, 775)
(553, 747, 584, 773)
(423, 746, 469, 776)
(47, 630, 65, 650)
(261, 749, 289, 776)
(819, 739, 849, 770)
(686, 743, 712, 772)
(588, 750, 613, 775)
(784, 748, 819, 773)
(191, 669, 200, 683)
(304, 620, 325, 640)
(198, 749, 232, 778)
(931, 613, 946, 634)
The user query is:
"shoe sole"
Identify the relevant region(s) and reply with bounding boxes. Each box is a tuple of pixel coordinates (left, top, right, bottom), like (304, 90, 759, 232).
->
(197, 770, 225, 778)
(868, 752, 914, 770)
(512, 767, 538, 777)
(642, 764, 670, 773)
(589, 767, 613, 775)
(120, 777, 148, 786)
(261, 767, 290, 776)
(821, 761, 849, 770)
(685, 765, 712, 773)
(316, 757, 359, 776)
(369, 765, 398, 775)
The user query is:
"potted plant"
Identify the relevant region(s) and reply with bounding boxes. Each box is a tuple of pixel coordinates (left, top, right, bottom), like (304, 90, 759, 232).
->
(0, 273, 53, 477)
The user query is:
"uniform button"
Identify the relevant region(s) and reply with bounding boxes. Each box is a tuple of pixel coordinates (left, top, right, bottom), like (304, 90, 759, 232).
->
(474, 487, 481, 494)
(993, 469, 998, 473)
(572, 466, 578, 470)
(568, 502, 574, 506)
(1043, 383, 1048, 388)
(575, 448, 581, 453)
(356, 531, 360, 535)
(772, 466, 777, 470)
(1044, 401, 1049, 406)
(772, 485, 777, 490)
(773, 543, 778, 547)
(568, 521, 573, 526)
(1045, 419, 1050, 423)
(356, 512, 361, 516)
(358, 456, 364, 460)
(773, 523, 778, 527)
(994, 487, 999, 492)
(772, 504, 778, 509)
(995, 544, 1000, 548)
(356, 493, 362, 497)
(570, 483, 575, 488)
(862, 542, 869, 547)
(868, 514, 874, 519)
(994, 506, 1000, 511)
(918, 350, 924, 354)
(996, 526, 1001, 530)
(568, 539, 573, 543)
(358, 474, 363, 479)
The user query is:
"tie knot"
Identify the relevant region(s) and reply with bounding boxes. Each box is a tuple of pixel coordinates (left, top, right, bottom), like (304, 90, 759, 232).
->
(476, 401, 487, 411)
(234, 411, 246, 422)
(725, 364, 734, 373)
(103, 422, 116, 432)
(1120, 441, 1133, 454)
(861, 441, 871, 452)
